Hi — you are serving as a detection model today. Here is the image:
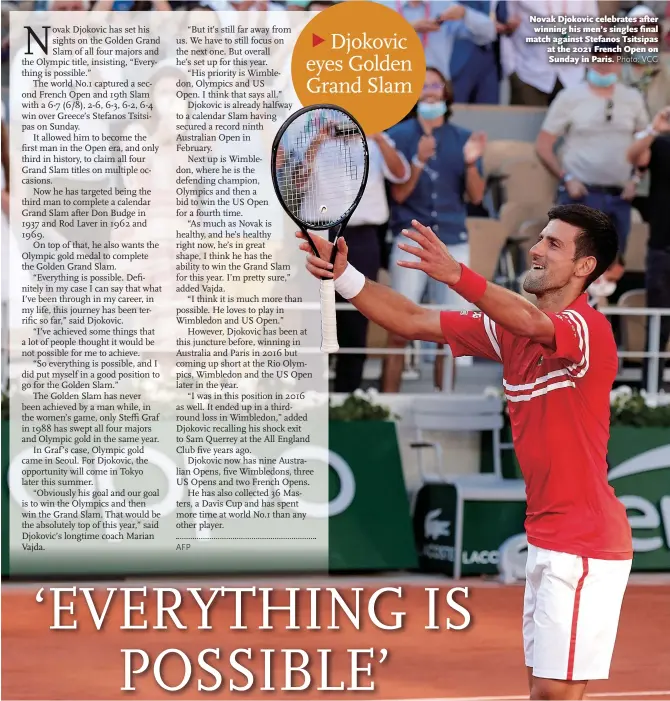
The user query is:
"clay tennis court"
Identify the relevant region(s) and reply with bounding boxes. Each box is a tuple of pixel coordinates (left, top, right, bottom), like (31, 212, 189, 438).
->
(2, 575, 669, 700)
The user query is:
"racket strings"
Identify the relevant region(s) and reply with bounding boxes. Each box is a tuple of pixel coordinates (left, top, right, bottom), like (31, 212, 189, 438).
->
(275, 107, 366, 228)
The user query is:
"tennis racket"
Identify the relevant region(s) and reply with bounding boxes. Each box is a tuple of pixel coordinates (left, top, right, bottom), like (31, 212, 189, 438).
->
(270, 104, 369, 353)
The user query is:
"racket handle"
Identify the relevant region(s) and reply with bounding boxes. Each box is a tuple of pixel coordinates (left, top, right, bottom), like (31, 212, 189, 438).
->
(319, 278, 339, 353)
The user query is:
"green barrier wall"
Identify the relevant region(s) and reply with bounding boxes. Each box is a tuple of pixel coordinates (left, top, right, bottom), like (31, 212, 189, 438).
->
(2, 420, 418, 576)
(607, 427, 670, 571)
(328, 421, 418, 571)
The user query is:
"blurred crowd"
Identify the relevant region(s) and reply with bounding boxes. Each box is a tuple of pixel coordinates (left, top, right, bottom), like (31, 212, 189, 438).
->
(1, 0, 669, 395)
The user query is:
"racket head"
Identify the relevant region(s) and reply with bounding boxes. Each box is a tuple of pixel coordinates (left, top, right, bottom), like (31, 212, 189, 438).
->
(270, 103, 369, 235)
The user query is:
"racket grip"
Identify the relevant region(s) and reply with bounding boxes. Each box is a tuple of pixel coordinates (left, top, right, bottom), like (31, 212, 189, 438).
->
(319, 279, 339, 353)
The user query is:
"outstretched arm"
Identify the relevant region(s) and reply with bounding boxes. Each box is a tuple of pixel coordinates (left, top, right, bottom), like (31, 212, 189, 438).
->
(297, 232, 443, 343)
(396, 220, 558, 349)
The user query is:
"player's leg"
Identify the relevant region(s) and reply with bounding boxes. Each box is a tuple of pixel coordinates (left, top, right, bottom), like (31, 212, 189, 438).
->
(529, 548, 632, 700)
(381, 232, 427, 392)
(523, 545, 541, 695)
(530, 678, 587, 699)
(528, 548, 588, 700)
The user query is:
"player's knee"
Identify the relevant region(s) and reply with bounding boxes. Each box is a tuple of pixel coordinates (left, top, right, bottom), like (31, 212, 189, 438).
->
(530, 680, 583, 700)
(529, 685, 552, 700)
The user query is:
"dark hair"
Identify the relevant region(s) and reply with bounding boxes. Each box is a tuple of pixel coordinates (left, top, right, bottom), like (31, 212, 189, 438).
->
(547, 204, 619, 290)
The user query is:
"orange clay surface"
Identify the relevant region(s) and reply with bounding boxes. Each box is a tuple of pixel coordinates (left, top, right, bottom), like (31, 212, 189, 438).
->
(2, 580, 669, 700)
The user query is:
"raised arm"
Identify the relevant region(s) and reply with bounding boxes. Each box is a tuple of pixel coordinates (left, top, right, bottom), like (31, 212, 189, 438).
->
(372, 132, 410, 183)
(296, 232, 443, 343)
(627, 108, 670, 167)
(438, 3, 496, 44)
(463, 132, 487, 205)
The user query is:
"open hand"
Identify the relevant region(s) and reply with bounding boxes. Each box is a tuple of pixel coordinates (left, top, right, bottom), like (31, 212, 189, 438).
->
(396, 219, 462, 285)
(463, 131, 486, 164)
(652, 107, 670, 134)
(296, 231, 349, 280)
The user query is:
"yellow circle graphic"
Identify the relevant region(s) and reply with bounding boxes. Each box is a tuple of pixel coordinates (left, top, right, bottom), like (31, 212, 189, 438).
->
(291, 1, 426, 133)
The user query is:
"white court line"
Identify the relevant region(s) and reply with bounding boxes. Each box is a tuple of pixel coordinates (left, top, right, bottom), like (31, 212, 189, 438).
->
(589, 693, 670, 699)
(386, 693, 670, 701)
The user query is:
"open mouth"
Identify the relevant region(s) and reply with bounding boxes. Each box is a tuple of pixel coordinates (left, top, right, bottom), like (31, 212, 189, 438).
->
(531, 264, 545, 271)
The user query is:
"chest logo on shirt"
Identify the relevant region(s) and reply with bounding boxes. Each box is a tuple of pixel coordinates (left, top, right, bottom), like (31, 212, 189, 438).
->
(537, 356, 543, 366)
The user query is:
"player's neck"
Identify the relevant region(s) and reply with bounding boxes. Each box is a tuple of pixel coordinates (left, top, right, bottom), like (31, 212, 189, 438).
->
(535, 288, 582, 313)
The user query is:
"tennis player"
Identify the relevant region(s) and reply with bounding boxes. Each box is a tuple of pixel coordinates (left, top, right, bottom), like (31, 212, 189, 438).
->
(297, 203, 633, 701)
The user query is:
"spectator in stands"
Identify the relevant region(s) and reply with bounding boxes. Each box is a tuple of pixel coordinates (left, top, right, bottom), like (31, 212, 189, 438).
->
(387, 1, 496, 83)
(382, 67, 486, 392)
(91, 0, 171, 10)
(535, 42, 650, 252)
(617, 0, 668, 18)
(621, 6, 670, 119)
(627, 106, 670, 391)
(500, 0, 599, 106)
(303, 1, 339, 7)
(229, 0, 286, 8)
(620, 5, 670, 220)
(450, 0, 519, 104)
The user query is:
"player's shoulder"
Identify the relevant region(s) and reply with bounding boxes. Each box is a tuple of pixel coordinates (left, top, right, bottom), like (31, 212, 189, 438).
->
(559, 297, 617, 350)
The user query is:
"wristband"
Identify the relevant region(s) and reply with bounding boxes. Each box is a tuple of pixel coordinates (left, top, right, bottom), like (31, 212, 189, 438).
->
(449, 264, 487, 304)
(634, 124, 658, 140)
(334, 263, 366, 300)
(412, 155, 425, 169)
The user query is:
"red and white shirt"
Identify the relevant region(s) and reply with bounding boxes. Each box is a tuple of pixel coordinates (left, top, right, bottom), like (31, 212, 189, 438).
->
(440, 293, 633, 560)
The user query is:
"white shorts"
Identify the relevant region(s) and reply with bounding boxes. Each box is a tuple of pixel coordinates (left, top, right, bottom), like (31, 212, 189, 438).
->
(523, 544, 632, 681)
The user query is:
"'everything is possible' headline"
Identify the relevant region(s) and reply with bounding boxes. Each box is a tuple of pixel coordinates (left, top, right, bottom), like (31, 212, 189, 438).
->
(35, 585, 472, 692)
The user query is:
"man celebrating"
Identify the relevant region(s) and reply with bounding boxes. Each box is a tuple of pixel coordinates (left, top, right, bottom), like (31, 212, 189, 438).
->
(297, 204, 632, 701)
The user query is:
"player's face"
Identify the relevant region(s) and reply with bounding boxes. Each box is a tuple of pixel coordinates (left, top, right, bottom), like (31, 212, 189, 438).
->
(523, 219, 580, 294)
